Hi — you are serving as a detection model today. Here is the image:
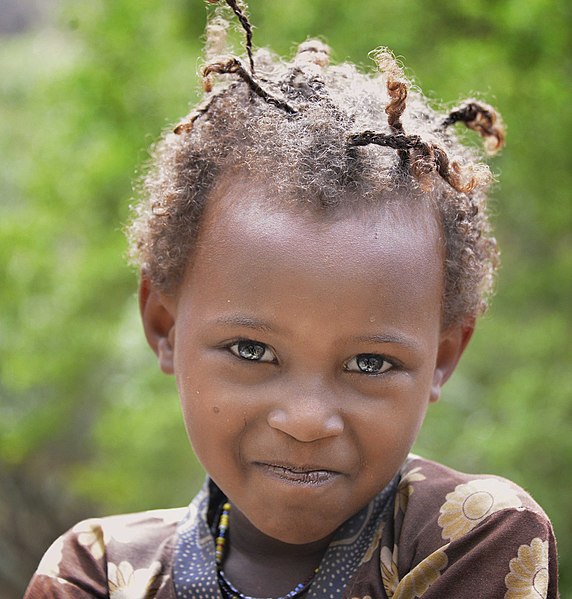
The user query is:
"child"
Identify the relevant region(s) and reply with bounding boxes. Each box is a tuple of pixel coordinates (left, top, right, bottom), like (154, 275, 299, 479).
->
(25, 1, 559, 597)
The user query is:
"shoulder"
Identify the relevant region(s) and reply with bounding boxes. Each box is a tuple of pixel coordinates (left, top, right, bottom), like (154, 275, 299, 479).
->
(399, 454, 549, 516)
(92, 506, 187, 553)
(382, 455, 559, 597)
(397, 454, 551, 533)
(24, 507, 186, 598)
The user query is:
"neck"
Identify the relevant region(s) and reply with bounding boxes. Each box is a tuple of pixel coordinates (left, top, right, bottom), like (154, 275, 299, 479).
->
(220, 503, 331, 598)
(228, 504, 334, 561)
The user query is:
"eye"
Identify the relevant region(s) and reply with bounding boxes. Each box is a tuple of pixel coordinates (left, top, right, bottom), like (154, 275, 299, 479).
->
(344, 353, 394, 375)
(228, 339, 276, 363)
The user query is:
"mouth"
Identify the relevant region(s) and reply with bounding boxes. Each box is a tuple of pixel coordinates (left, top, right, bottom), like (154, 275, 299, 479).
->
(254, 462, 342, 486)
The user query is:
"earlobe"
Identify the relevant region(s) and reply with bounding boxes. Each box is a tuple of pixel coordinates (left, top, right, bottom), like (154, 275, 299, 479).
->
(430, 321, 475, 403)
(139, 276, 176, 375)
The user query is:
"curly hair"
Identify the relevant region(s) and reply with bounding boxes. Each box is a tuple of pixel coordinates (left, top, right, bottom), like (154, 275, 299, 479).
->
(128, 0, 505, 328)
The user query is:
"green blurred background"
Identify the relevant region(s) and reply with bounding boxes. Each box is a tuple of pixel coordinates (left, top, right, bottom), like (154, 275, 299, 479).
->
(1, 0, 570, 595)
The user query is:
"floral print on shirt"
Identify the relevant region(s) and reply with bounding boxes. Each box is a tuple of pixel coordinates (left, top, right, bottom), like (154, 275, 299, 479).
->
(24, 456, 560, 599)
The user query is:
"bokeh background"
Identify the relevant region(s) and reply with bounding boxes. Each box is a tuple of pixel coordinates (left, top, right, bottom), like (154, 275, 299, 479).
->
(1, 0, 570, 595)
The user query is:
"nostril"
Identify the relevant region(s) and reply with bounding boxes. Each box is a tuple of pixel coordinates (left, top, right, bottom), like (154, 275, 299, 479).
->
(267, 408, 344, 442)
(267, 408, 287, 430)
(323, 413, 344, 436)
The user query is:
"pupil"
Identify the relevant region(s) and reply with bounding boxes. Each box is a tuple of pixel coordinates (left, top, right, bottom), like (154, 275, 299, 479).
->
(357, 354, 382, 373)
(238, 341, 265, 360)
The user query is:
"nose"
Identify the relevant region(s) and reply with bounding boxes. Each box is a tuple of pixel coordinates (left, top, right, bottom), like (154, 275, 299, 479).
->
(266, 380, 344, 442)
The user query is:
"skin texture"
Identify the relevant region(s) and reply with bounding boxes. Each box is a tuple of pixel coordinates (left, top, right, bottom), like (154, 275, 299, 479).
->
(140, 176, 473, 596)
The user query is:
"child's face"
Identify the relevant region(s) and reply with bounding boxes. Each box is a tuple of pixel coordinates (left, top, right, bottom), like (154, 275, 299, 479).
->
(142, 177, 471, 545)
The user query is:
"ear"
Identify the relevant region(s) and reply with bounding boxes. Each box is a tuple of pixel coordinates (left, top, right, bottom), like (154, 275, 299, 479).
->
(139, 276, 176, 375)
(430, 320, 475, 403)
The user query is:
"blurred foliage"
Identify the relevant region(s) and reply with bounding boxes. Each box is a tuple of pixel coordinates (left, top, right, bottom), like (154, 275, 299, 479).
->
(0, 0, 570, 595)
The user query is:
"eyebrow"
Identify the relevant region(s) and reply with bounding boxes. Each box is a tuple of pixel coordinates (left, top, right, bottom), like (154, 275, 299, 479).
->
(213, 314, 276, 333)
(353, 333, 422, 352)
(214, 315, 422, 351)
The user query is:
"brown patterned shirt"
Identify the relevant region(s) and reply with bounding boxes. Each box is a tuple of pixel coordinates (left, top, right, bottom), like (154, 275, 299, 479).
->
(24, 455, 559, 598)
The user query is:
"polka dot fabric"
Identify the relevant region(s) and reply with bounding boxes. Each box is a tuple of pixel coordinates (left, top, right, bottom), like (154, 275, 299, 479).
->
(24, 456, 559, 598)
(172, 478, 397, 599)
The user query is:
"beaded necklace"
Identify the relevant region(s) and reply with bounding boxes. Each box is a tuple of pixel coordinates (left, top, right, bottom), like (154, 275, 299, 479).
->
(215, 501, 319, 599)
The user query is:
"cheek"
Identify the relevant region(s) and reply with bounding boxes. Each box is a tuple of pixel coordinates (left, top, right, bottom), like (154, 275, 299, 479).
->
(175, 363, 251, 459)
(178, 390, 238, 482)
(361, 403, 427, 450)
(354, 382, 432, 463)
(178, 384, 231, 432)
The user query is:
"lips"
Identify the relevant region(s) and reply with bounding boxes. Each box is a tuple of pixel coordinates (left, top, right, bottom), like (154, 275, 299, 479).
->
(254, 461, 341, 486)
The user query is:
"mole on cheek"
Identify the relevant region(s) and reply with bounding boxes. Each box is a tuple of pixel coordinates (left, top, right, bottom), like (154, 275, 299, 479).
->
(213, 406, 220, 414)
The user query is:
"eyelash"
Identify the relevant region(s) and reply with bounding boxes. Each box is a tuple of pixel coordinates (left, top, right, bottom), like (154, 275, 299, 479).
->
(226, 339, 396, 375)
(343, 354, 395, 375)
(227, 339, 277, 363)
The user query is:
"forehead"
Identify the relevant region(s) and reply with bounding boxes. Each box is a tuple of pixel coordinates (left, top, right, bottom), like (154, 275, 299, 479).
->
(180, 176, 444, 321)
(196, 175, 441, 264)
